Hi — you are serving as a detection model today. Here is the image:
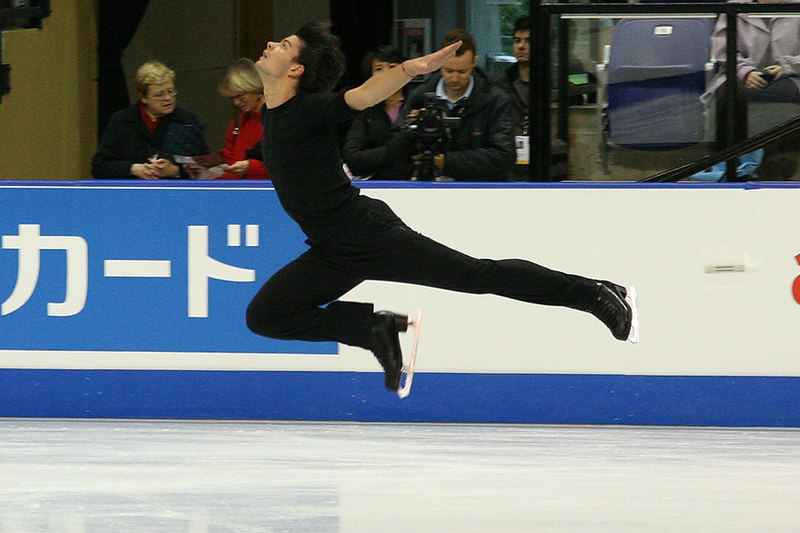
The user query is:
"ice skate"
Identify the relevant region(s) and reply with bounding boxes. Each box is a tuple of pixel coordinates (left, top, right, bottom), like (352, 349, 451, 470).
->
(370, 311, 408, 391)
(370, 310, 422, 397)
(397, 309, 422, 399)
(591, 282, 639, 343)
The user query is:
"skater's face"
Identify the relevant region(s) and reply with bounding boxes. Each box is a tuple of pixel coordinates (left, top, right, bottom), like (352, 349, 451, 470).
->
(256, 35, 303, 80)
(440, 51, 476, 99)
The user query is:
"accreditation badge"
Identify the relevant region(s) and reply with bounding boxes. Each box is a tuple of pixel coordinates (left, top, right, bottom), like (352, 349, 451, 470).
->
(515, 135, 530, 165)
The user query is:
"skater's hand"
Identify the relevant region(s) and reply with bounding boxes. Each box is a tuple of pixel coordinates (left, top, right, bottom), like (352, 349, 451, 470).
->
(401, 41, 462, 78)
(346, 41, 461, 111)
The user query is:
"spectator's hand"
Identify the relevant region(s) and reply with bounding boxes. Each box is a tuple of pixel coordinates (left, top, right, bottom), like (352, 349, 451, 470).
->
(149, 158, 180, 178)
(745, 70, 770, 90)
(131, 163, 161, 180)
(411, 153, 446, 170)
(403, 108, 422, 125)
(183, 163, 203, 179)
(223, 160, 250, 175)
(764, 65, 783, 80)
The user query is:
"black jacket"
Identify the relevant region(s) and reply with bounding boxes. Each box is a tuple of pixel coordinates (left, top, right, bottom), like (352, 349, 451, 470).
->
(393, 67, 515, 181)
(495, 63, 533, 181)
(494, 63, 529, 137)
(92, 104, 207, 179)
(342, 105, 411, 180)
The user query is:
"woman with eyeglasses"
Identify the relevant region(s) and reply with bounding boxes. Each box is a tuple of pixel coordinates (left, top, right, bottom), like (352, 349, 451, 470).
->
(92, 60, 208, 179)
(214, 58, 269, 179)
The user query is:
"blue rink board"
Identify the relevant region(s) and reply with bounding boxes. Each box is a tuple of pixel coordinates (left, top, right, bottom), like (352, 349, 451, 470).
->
(0, 369, 798, 427)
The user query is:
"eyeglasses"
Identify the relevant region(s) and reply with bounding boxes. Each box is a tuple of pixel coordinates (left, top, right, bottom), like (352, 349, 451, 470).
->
(150, 88, 178, 100)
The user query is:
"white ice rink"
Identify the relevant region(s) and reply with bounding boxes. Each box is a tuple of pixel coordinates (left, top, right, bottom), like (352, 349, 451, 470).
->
(0, 420, 798, 532)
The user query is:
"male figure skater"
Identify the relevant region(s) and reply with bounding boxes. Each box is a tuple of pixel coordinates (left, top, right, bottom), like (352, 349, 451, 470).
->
(246, 22, 637, 393)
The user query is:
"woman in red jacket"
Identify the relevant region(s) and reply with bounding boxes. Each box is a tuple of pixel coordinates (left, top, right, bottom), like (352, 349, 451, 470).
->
(217, 58, 269, 179)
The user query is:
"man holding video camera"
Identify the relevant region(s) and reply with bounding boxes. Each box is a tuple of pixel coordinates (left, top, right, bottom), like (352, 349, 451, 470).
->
(390, 29, 516, 181)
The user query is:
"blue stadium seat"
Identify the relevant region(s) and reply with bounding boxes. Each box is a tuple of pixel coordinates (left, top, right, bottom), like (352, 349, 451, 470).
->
(598, 18, 714, 150)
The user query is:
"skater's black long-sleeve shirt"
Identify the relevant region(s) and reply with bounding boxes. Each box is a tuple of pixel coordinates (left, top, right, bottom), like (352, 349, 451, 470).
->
(261, 90, 373, 245)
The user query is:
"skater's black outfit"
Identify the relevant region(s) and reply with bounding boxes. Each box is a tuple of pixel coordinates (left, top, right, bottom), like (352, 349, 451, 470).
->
(246, 90, 625, 366)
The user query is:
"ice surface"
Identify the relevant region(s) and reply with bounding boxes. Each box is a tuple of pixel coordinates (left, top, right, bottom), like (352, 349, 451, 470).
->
(0, 420, 798, 532)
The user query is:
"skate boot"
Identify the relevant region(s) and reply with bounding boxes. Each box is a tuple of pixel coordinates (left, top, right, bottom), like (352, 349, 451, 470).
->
(370, 311, 409, 391)
(590, 282, 633, 341)
(600, 280, 626, 300)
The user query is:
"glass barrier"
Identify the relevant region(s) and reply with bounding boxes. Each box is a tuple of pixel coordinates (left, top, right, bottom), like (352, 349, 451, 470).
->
(538, 3, 800, 182)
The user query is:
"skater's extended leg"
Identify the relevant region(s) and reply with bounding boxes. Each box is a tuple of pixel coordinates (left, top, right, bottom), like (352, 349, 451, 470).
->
(352, 225, 633, 340)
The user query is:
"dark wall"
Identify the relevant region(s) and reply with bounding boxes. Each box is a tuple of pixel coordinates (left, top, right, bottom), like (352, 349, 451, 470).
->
(330, 0, 394, 87)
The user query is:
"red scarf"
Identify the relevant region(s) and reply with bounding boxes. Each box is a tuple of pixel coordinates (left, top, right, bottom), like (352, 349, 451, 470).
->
(139, 103, 160, 135)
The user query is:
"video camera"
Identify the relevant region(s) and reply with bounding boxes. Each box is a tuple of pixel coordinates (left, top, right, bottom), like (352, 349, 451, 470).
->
(403, 92, 461, 181)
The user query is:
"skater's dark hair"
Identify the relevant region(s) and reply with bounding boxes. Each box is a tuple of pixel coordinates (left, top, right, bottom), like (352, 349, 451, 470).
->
(295, 21, 346, 94)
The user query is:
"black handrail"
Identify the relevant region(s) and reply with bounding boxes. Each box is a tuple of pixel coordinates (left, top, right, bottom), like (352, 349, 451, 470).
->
(641, 114, 800, 182)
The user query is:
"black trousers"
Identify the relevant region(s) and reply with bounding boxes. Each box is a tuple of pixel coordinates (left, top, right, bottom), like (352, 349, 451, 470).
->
(715, 77, 800, 147)
(246, 200, 600, 350)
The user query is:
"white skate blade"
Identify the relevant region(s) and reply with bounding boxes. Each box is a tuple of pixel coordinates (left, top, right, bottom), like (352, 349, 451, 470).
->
(397, 309, 422, 399)
(626, 286, 639, 344)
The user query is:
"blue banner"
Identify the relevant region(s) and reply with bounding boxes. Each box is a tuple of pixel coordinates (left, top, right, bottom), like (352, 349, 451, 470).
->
(0, 184, 336, 355)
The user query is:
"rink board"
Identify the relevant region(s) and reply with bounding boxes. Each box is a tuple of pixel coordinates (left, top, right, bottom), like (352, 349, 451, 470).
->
(0, 369, 797, 426)
(0, 181, 799, 426)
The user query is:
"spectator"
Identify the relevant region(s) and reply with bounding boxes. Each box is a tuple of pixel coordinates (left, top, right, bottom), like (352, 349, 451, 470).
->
(92, 60, 208, 179)
(495, 16, 531, 181)
(342, 46, 411, 179)
(215, 58, 269, 179)
(392, 29, 515, 181)
(705, 0, 800, 177)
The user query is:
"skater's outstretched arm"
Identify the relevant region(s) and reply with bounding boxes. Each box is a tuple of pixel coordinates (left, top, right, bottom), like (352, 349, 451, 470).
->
(344, 41, 462, 112)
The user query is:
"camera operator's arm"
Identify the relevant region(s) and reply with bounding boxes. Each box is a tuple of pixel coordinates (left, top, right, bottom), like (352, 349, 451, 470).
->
(442, 91, 516, 181)
(384, 102, 423, 166)
(345, 42, 461, 111)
